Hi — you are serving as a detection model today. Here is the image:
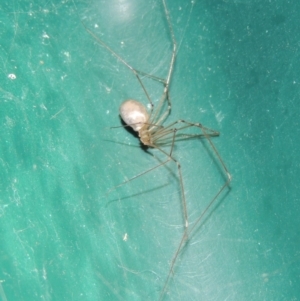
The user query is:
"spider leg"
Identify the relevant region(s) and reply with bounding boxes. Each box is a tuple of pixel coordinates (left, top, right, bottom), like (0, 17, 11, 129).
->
(156, 120, 231, 300)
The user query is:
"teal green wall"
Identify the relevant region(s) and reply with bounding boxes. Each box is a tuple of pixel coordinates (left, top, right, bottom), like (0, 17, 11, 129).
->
(0, 0, 299, 300)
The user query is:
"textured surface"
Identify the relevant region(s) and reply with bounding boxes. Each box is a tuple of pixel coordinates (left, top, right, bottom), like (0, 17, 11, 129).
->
(0, 0, 300, 300)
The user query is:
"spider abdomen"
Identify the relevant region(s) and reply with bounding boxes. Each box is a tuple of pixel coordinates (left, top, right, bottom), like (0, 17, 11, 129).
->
(120, 99, 149, 132)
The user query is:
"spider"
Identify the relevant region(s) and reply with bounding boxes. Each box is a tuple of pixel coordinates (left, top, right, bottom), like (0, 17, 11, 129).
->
(82, 0, 231, 299)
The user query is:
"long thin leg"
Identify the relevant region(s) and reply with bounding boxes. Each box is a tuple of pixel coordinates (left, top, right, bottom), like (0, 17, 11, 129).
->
(81, 22, 166, 83)
(149, 0, 177, 128)
(81, 21, 168, 117)
(154, 137, 189, 230)
(151, 119, 219, 144)
(105, 159, 170, 196)
(162, 0, 177, 89)
(157, 121, 231, 300)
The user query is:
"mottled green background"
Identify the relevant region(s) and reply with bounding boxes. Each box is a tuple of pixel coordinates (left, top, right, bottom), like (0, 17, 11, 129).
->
(0, 0, 299, 300)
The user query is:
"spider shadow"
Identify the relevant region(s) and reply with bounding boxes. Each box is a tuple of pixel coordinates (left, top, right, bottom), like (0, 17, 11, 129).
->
(105, 181, 172, 208)
(103, 117, 181, 204)
(170, 187, 231, 279)
(105, 116, 180, 182)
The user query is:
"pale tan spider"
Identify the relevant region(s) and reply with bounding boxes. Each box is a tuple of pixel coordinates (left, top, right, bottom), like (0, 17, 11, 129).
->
(83, 0, 231, 299)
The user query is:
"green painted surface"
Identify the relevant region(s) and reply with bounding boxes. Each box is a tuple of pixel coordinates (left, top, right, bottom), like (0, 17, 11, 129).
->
(1, 0, 299, 300)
